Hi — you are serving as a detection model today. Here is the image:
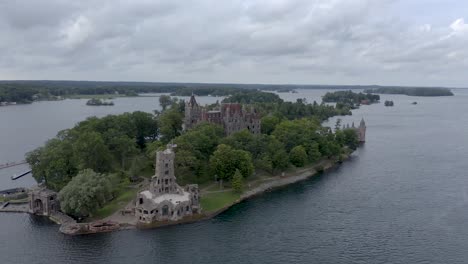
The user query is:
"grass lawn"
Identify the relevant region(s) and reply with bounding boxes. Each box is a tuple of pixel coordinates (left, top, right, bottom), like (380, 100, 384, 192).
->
(91, 187, 139, 220)
(201, 191, 240, 213)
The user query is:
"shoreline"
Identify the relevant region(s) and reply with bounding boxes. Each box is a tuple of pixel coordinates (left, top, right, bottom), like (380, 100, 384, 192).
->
(0, 152, 353, 235)
(136, 153, 352, 231)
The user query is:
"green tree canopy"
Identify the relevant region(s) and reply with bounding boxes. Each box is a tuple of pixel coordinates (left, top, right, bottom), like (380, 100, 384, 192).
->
(58, 169, 114, 217)
(272, 118, 320, 152)
(260, 115, 281, 135)
(159, 107, 183, 143)
(159, 95, 172, 111)
(210, 144, 254, 181)
(232, 169, 244, 193)
(289, 145, 308, 167)
(73, 131, 113, 173)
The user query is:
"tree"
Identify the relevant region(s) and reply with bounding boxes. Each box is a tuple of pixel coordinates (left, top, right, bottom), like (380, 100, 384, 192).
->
(130, 111, 159, 147)
(128, 155, 146, 181)
(174, 149, 200, 184)
(210, 144, 254, 181)
(335, 118, 342, 131)
(260, 115, 281, 135)
(272, 118, 320, 152)
(26, 139, 77, 191)
(304, 142, 321, 162)
(232, 170, 244, 193)
(159, 95, 172, 111)
(159, 108, 183, 143)
(289, 145, 308, 167)
(58, 169, 114, 217)
(107, 135, 139, 169)
(73, 131, 113, 173)
(343, 128, 359, 150)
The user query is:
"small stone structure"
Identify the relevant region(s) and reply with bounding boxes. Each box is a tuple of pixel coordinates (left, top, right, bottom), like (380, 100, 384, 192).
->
(184, 94, 261, 135)
(135, 144, 200, 224)
(28, 185, 59, 216)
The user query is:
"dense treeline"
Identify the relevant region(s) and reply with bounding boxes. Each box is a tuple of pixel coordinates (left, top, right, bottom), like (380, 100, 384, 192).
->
(26, 91, 358, 217)
(322, 90, 380, 109)
(222, 90, 283, 104)
(363, 87, 454, 96)
(26, 111, 159, 191)
(2, 80, 455, 104)
(0, 87, 38, 103)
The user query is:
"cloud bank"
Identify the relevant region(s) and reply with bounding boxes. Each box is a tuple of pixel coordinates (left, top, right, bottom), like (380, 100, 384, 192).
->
(0, 0, 467, 86)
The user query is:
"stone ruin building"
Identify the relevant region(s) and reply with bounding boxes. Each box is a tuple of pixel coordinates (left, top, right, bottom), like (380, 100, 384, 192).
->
(28, 185, 59, 216)
(184, 94, 261, 135)
(344, 118, 366, 142)
(135, 144, 200, 224)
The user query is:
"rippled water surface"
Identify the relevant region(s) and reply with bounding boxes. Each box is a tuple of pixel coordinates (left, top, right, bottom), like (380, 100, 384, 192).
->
(1, 90, 468, 264)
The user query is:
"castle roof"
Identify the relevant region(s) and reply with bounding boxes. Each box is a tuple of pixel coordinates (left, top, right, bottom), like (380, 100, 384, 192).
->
(140, 190, 191, 206)
(188, 94, 198, 107)
(221, 103, 242, 114)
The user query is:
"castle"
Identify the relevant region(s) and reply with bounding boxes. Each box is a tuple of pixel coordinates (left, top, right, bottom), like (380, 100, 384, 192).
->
(135, 144, 200, 224)
(184, 94, 261, 135)
(344, 118, 366, 142)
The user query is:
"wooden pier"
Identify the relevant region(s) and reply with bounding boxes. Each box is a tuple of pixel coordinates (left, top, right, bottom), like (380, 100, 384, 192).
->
(11, 170, 32, 180)
(0, 160, 27, 170)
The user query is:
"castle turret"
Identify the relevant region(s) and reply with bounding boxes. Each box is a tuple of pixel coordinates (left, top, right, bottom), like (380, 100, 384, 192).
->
(150, 144, 183, 195)
(358, 118, 366, 142)
(184, 94, 201, 130)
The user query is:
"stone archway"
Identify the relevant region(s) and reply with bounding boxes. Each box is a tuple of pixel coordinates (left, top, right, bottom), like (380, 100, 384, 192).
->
(33, 199, 44, 214)
(162, 205, 169, 216)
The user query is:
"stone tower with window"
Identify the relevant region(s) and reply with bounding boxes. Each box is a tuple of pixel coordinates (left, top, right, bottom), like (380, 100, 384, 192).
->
(150, 144, 184, 195)
(135, 144, 200, 224)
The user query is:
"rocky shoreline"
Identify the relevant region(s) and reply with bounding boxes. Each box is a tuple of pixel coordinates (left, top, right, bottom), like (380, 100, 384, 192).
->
(0, 153, 353, 235)
(136, 154, 352, 231)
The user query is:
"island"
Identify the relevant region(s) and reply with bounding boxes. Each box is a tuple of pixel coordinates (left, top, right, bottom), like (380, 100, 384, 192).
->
(86, 98, 114, 106)
(322, 90, 380, 110)
(0, 80, 456, 107)
(364, 87, 454, 96)
(1, 90, 366, 234)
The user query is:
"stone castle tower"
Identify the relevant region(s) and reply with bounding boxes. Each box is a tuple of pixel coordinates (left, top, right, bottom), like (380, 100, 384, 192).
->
(358, 118, 366, 142)
(135, 144, 200, 223)
(150, 144, 184, 195)
(184, 94, 202, 130)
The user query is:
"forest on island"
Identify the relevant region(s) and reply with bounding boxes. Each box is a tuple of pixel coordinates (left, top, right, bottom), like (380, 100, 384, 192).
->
(26, 90, 358, 217)
(322, 90, 380, 109)
(363, 87, 454, 96)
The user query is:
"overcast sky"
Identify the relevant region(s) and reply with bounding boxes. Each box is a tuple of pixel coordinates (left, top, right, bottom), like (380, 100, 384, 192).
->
(0, 0, 467, 87)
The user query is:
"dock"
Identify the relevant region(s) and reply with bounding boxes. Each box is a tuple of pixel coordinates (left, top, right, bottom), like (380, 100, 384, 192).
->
(0, 160, 27, 170)
(11, 170, 32, 180)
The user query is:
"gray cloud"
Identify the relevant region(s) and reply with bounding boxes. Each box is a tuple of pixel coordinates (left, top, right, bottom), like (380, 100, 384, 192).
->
(0, 0, 467, 86)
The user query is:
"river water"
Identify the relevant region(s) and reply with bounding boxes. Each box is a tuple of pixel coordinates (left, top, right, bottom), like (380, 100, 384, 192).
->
(1, 89, 468, 264)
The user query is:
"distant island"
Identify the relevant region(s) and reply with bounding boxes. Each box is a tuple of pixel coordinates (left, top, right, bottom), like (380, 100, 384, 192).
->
(86, 98, 114, 106)
(322, 90, 380, 109)
(0, 80, 458, 105)
(364, 87, 454, 96)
